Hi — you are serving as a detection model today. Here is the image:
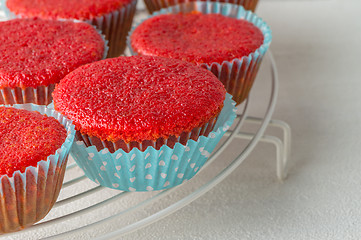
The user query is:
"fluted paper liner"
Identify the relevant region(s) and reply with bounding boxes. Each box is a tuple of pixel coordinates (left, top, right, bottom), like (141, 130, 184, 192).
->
(84, 0, 137, 58)
(0, 84, 56, 106)
(127, 1, 272, 105)
(76, 115, 218, 153)
(0, 104, 75, 233)
(71, 94, 236, 191)
(144, 0, 259, 14)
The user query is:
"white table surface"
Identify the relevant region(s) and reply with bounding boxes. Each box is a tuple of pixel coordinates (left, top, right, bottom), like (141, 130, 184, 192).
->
(2, 0, 361, 239)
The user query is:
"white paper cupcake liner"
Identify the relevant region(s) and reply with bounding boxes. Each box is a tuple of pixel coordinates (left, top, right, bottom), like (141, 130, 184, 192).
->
(71, 93, 236, 191)
(127, 1, 272, 105)
(0, 104, 75, 233)
(84, 0, 137, 58)
(0, 84, 55, 106)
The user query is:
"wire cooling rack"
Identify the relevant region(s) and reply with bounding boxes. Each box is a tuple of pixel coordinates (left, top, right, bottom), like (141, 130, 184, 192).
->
(0, 50, 291, 240)
(0, 4, 291, 239)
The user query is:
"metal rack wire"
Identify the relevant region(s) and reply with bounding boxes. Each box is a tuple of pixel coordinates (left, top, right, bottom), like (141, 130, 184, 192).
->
(0, 1, 293, 238)
(0, 50, 291, 240)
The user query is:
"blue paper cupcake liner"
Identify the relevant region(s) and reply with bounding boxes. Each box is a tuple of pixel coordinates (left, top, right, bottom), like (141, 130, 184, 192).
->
(127, 1, 272, 105)
(0, 0, 136, 58)
(143, 0, 259, 14)
(71, 93, 236, 192)
(0, 104, 75, 233)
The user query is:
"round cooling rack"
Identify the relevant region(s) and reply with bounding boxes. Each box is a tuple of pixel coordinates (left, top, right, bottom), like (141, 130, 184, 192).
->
(0, 50, 291, 240)
(0, 3, 291, 238)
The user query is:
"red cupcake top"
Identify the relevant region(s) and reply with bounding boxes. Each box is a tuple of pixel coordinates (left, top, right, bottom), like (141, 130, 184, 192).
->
(53, 56, 226, 143)
(6, 0, 131, 20)
(0, 18, 104, 88)
(0, 107, 67, 177)
(131, 13, 264, 65)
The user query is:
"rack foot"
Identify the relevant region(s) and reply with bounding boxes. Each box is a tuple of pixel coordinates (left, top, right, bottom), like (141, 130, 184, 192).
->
(229, 116, 291, 180)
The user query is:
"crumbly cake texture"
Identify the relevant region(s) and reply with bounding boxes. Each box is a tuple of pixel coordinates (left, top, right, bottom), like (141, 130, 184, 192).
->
(0, 18, 104, 88)
(53, 56, 226, 143)
(131, 13, 264, 65)
(0, 107, 67, 177)
(6, 0, 131, 20)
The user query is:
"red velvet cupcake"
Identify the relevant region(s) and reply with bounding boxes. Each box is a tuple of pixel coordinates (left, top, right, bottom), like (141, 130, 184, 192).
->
(0, 108, 66, 176)
(131, 13, 263, 65)
(0, 18, 105, 105)
(129, 2, 272, 105)
(0, 104, 75, 233)
(144, 0, 258, 14)
(5, 0, 137, 57)
(53, 55, 226, 153)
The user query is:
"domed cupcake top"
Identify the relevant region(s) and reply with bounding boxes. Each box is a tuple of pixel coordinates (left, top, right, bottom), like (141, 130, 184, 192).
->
(6, 0, 131, 20)
(130, 13, 264, 65)
(0, 107, 67, 176)
(0, 18, 105, 88)
(53, 56, 226, 143)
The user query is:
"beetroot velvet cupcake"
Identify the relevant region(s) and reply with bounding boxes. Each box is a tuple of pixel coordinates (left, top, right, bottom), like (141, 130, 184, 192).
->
(0, 104, 75, 233)
(53, 55, 226, 153)
(5, 0, 137, 57)
(144, 0, 258, 14)
(53, 55, 237, 191)
(0, 18, 105, 106)
(129, 2, 272, 105)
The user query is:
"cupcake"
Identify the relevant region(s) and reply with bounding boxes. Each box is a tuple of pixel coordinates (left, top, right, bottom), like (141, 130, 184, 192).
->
(128, 2, 272, 105)
(53, 55, 226, 153)
(5, 0, 137, 58)
(0, 104, 75, 233)
(144, 0, 259, 14)
(0, 18, 105, 106)
(53, 55, 236, 191)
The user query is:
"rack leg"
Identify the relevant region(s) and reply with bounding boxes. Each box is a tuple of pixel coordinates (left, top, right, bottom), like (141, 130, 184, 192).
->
(233, 116, 291, 180)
